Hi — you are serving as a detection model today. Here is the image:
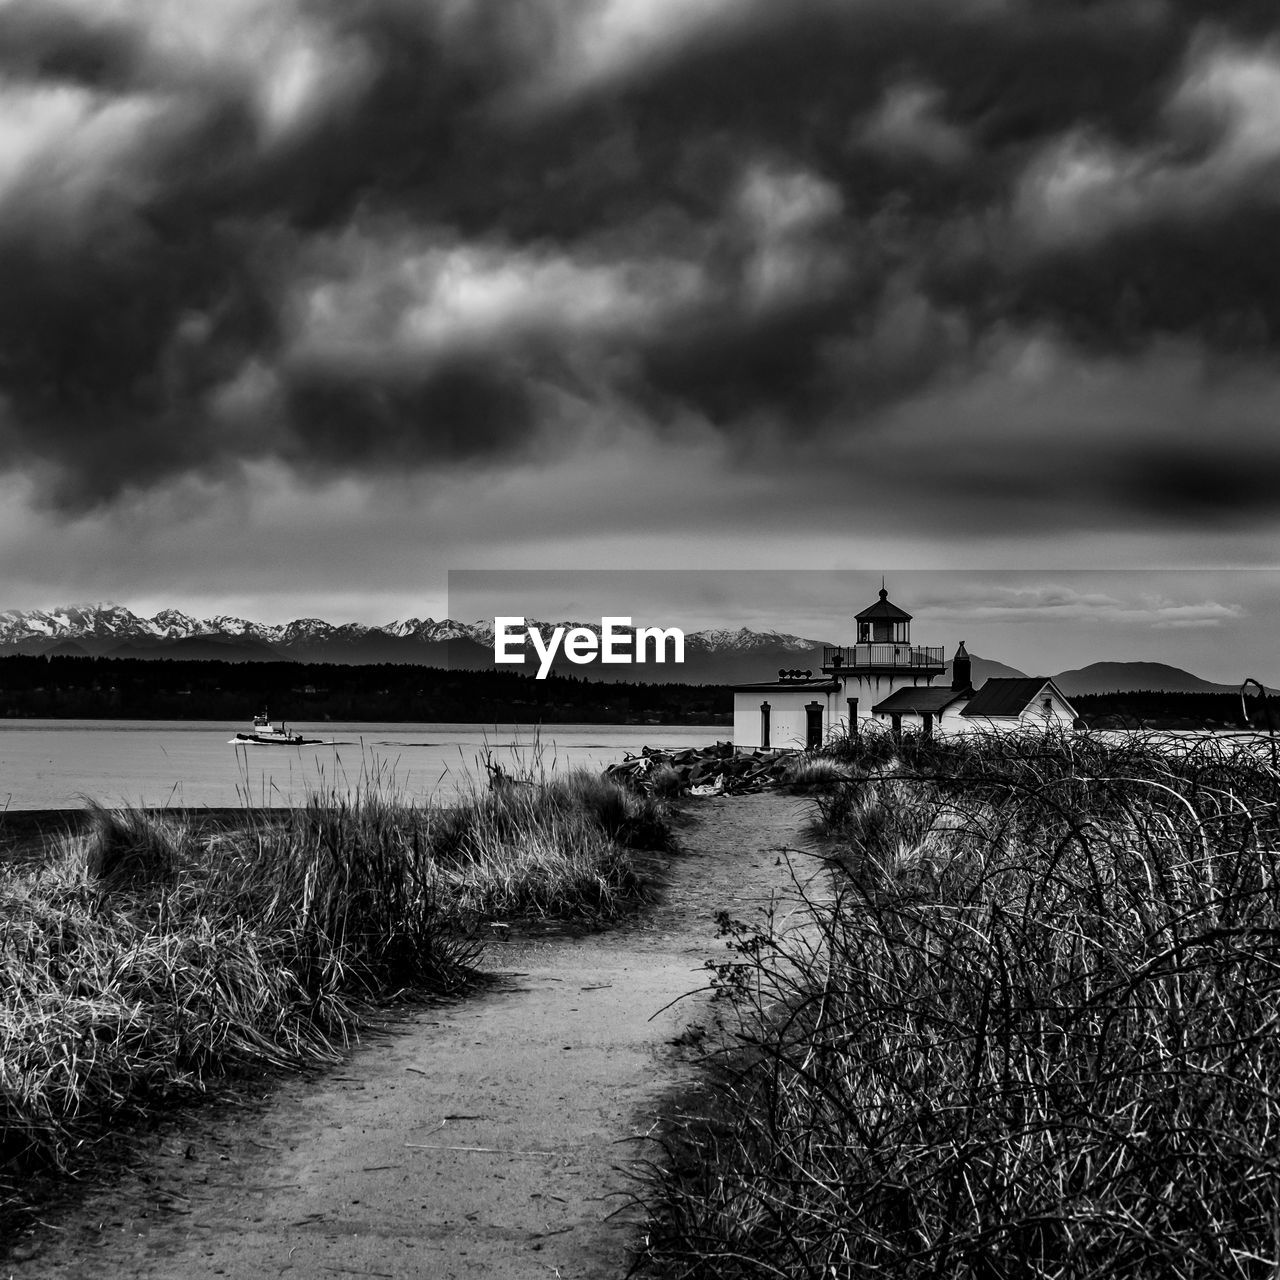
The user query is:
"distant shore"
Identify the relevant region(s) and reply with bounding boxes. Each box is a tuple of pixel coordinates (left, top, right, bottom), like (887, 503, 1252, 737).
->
(0, 651, 733, 725)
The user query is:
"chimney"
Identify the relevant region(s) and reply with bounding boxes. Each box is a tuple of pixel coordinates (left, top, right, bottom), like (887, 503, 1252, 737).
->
(952, 641, 972, 691)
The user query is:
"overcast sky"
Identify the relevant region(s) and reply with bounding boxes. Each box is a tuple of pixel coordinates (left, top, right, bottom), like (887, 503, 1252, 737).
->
(1, 1, 1278, 679)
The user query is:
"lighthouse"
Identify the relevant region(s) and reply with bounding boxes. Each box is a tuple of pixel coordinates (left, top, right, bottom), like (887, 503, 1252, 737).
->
(731, 582, 945, 750)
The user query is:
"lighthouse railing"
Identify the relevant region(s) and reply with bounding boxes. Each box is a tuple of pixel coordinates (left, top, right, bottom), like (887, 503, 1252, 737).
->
(823, 643, 945, 671)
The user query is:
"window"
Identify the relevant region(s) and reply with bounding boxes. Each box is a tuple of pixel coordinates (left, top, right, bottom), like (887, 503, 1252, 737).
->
(858, 620, 909, 644)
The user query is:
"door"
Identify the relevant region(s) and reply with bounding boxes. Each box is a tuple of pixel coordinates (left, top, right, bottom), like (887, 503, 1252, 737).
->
(805, 701, 823, 750)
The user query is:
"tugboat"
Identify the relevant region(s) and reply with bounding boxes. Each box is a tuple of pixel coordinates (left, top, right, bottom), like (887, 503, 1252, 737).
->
(234, 712, 309, 746)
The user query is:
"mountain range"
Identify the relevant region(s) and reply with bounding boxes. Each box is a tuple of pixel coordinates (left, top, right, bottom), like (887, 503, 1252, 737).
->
(0, 603, 823, 683)
(0, 603, 1255, 695)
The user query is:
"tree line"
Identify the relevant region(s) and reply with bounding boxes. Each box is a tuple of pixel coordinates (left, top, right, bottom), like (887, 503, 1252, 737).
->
(1072, 690, 1277, 730)
(0, 655, 733, 725)
(0, 656, 1270, 730)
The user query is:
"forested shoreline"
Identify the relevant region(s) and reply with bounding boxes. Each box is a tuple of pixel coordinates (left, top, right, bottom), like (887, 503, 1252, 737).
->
(0, 655, 731, 725)
(1072, 689, 1274, 730)
(0, 654, 1271, 729)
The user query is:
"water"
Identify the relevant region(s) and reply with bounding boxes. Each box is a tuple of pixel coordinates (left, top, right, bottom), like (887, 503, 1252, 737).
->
(0, 720, 726, 812)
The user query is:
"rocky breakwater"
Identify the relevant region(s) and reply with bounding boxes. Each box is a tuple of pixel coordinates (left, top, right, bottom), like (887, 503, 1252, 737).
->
(605, 741, 798, 796)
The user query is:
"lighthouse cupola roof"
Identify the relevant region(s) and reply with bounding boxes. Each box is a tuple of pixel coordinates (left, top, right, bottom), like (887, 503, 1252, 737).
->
(855, 584, 912, 623)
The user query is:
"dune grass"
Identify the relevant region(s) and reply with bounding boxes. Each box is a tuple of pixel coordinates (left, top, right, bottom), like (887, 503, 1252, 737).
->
(643, 726, 1280, 1278)
(0, 768, 669, 1216)
(777, 753, 852, 793)
(415, 769, 670, 920)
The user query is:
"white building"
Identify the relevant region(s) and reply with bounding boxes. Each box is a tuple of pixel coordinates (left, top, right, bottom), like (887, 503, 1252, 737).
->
(732, 584, 945, 749)
(732, 586, 1080, 750)
(872, 671, 1079, 735)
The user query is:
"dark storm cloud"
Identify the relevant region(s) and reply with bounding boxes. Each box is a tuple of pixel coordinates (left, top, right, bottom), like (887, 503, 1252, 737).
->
(1122, 449, 1280, 521)
(0, 5, 143, 90)
(283, 355, 538, 470)
(2, 0, 1280, 524)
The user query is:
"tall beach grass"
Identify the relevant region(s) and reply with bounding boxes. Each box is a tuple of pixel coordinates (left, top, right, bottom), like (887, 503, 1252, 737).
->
(644, 726, 1280, 1278)
(0, 767, 669, 1218)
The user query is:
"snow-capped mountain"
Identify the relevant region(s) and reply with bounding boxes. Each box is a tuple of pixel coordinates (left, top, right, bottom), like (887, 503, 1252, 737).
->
(148, 609, 212, 639)
(0, 602, 162, 643)
(0, 602, 835, 680)
(0, 603, 1256, 695)
(203, 615, 273, 640)
(420, 619, 486, 643)
(686, 626, 817, 654)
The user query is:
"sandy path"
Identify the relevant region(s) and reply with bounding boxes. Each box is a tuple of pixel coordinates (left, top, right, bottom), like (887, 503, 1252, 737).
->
(8, 792, 829, 1279)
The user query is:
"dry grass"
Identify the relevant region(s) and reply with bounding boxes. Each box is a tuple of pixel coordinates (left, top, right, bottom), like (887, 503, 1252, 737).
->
(419, 769, 670, 921)
(643, 727, 1280, 1279)
(778, 754, 852, 794)
(0, 767, 670, 1219)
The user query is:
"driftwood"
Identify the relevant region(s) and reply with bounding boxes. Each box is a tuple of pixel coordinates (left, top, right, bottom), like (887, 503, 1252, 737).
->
(482, 753, 535, 790)
(604, 741, 798, 796)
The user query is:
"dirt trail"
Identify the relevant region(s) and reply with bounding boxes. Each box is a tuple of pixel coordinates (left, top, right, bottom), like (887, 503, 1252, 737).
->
(10, 792, 828, 1279)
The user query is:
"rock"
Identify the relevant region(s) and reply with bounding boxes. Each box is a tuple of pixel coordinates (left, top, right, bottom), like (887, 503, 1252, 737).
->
(605, 742, 800, 796)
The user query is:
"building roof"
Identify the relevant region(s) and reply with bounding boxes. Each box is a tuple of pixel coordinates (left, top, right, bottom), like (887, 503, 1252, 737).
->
(872, 686, 968, 714)
(961, 677, 1075, 719)
(733, 678, 841, 693)
(855, 586, 912, 622)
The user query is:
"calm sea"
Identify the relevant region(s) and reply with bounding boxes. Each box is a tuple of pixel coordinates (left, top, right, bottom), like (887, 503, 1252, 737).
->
(0, 720, 726, 812)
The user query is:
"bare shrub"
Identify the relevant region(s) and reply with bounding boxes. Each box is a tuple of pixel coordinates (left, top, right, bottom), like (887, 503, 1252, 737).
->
(644, 731, 1280, 1278)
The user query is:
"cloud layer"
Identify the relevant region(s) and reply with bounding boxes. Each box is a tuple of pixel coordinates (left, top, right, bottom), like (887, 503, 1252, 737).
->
(0, 0, 1277, 543)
